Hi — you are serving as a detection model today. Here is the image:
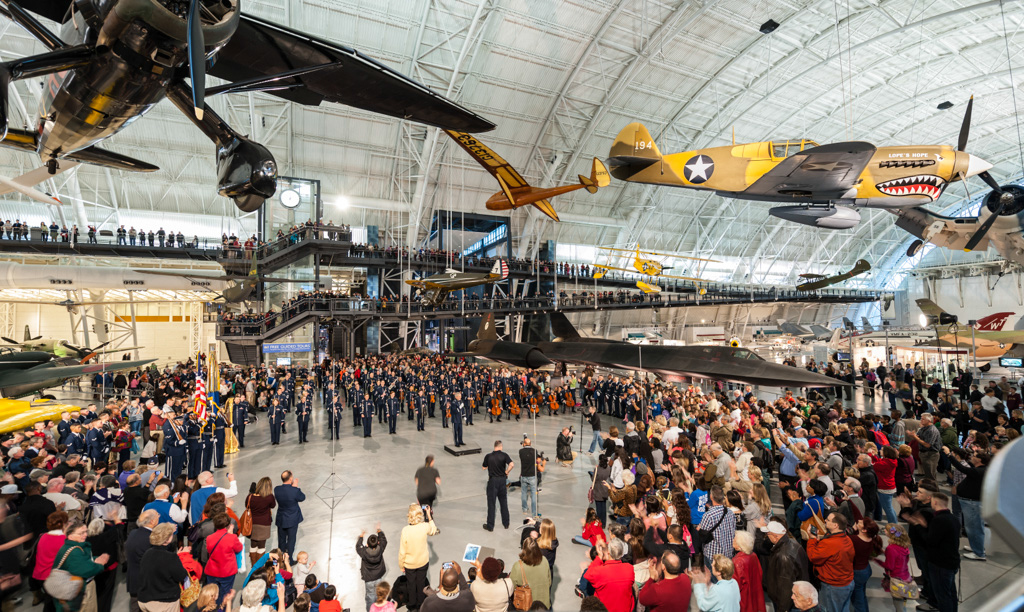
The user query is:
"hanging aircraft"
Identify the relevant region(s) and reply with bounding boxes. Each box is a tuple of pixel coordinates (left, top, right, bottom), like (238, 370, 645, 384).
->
(894, 190, 1024, 264)
(796, 259, 871, 291)
(459, 313, 847, 388)
(443, 131, 609, 222)
(593, 247, 714, 293)
(606, 98, 1021, 248)
(915, 299, 1024, 358)
(0, 325, 140, 360)
(406, 259, 509, 306)
(0, 351, 154, 398)
(132, 250, 303, 302)
(777, 322, 833, 342)
(0, 0, 494, 213)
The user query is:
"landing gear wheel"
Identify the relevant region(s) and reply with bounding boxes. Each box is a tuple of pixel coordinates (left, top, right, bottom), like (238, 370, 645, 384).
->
(41, 394, 56, 400)
(907, 239, 924, 257)
(46, 159, 58, 175)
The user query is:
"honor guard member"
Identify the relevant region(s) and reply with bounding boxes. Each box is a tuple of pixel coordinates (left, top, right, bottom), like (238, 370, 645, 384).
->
(415, 389, 427, 432)
(233, 397, 249, 449)
(276, 387, 290, 434)
(212, 409, 228, 468)
(361, 392, 374, 438)
(451, 391, 466, 447)
(296, 390, 311, 443)
(283, 371, 296, 405)
(327, 387, 342, 440)
(84, 421, 106, 466)
(351, 384, 362, 427)
(268, 398, 284, 445)
(200, 414, 215, 471)
(163, 409, 188, 478)
(65, 424, 86, 457)
(374, 383, 387, 425)
(386, 390, 400, 434)
(184, 412, 203, 478)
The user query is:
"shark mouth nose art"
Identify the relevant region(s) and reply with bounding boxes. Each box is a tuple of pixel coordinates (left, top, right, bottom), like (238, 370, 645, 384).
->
(876, 175, 945, 199)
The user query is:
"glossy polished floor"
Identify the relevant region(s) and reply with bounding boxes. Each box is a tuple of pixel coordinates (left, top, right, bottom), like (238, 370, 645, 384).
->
(17, 393, 1023, 611)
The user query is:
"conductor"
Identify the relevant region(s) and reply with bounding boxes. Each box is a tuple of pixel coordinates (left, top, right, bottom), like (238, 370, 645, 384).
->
(481, 440, 513, 532)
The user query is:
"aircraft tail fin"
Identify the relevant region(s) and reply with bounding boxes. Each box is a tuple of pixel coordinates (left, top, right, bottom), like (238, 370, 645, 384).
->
(609, 122, 662, 160)
(976, 312, 1015, 331)
(578, 158, 611, 194)
(842, 317, 855, 330)
(490, 259, 509, 280)
(531, 199, 559, 221)
(477, 313, 498, 341)
(861, 317, 875, 332)
(23, 325, 30, 342)
(828, 328, 843, 349)
(549, 312, 582, 340)
(916, 298, 948, 318)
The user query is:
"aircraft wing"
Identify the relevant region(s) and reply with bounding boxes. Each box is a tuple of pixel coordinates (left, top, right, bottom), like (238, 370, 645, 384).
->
(971, 330, 1024, 343)
(443, 131, 529, 188)
(916, 298, 948, 318)
(405, 279, 445, 290)
(744, 142, 877, 201)
(532, 199, 559, 220)
(132, 269, 226, 280)
(0, 359, 156, 388)
(659, 273, 707, 282)
(207, 15, 494, 133)
(592, 264, 635, 274)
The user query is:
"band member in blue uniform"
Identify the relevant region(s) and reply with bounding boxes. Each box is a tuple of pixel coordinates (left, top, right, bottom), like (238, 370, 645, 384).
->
(361, 392, 373, 438)
(426, 379, 437, 418)
(386, 390, 400, 434)
(268, 398, 284, 445)
(351, 383, 362, 427)
(415, 389, 427, 431)
(451, 391, 466, 447)
(200, 417, 214, 471)
(297, 390, 311, 443)
(65, 423, 86, 456)
(184, 412, 203, 478)
(233, 397, 249, 449)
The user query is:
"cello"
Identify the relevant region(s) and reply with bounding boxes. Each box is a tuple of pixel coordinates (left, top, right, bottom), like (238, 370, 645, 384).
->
(529, 395, 540, 418)
(548, 391, 559, 416)
(509, 397, 520, 418)
(491, 396, 501, 418)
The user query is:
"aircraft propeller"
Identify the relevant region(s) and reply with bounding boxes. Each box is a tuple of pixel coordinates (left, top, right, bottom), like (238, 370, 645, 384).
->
(958, 96, 1024, 251)
(187, 0, 206, 120)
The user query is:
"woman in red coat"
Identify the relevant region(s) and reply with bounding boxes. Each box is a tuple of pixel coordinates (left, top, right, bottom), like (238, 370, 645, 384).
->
(732, 531, 765, 612)
(203, 513, 244, 605)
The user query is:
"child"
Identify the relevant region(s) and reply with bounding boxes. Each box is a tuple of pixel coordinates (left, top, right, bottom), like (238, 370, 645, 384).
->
(369, 582, 395, 612)
(319, 585, 343, 612)
(573, 507, 606, 547)
(873, 523, 917, 611)
(292, 551, 316, 591)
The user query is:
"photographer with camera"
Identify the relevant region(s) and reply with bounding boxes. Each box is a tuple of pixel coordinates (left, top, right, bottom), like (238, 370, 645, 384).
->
(557, 426, 577, 468)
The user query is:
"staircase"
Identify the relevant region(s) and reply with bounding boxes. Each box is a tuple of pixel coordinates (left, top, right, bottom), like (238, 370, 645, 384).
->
(224, 342, 261, 366)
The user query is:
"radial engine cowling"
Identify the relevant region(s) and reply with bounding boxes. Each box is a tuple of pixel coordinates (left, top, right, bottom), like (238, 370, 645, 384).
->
(216, 136, 278, 212)
(769, 205, 861, 230)
(468, 340, 552, 369)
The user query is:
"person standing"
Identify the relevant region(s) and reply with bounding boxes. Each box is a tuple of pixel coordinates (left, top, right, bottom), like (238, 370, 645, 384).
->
(203, 513, 244, 604)
(908, 493, 959, 612)
(125, 510, 159, 612)
(697, 487, 735, 569)
(52, 520, 110, 612)
(162, 410, 187, 479)
(481, 440, 513, 532)
(234, 396, 249, 449)
(296, 392, 311, 444)
(759, 520, 809, 612)
(909, 415, 942, 482)
(806, 512, 856, 612)
(519, 437, 539, 517)
(451, 391, 466, 447)
(361, 392, 373, 438)
(586, 406, 603, 454)
(245, 477, 276, 566)
(398, 504, 437, 612)
(356, 525, 387, 612)
(414, 456, 441, 511)
(274, 471, 305, 560)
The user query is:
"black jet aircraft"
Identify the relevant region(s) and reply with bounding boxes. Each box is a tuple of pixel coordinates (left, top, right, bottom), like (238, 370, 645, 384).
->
(461, 313, 847, 388)
(0, 0, 495, 212)
(0, 351, 154, 398)
(406, 259, 509, 306)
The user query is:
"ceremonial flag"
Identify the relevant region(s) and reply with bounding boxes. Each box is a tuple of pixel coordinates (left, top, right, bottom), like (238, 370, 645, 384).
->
(194, 357, 208, 422)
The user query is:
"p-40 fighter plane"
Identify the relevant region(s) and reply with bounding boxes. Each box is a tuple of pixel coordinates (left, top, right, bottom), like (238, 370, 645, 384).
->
(0, 351, 154, 398)
(593, 247, 714, 293)
(406, 260, 509, 306)
(0, 326, 140, 361)
(461, 312, 846, 388)
(607, 98, 1021, 250)
(0, 0, 494, 212)
(796, 259, 871, 291)
(444, 131, 609, 222)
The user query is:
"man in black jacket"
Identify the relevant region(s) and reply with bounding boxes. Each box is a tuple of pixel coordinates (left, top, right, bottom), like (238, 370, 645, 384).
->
(643, 524, 690, 561)
(126, 510, 159, 612)
(758, 519, 809, 612)
(855, 454, 878, 519)
(356, 526, 388, 611)
(908, 492, 960, 612)
(18, 482, 56, 538)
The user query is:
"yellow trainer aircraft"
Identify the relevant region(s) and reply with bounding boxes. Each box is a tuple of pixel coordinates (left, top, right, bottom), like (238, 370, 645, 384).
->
(445, 131, 609, 221)
(593, 247, 716, 293)
(607, 98, 1016, 250)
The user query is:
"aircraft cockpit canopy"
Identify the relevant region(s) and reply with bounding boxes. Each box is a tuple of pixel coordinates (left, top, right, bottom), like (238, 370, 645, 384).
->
(770, 140, 820, 159)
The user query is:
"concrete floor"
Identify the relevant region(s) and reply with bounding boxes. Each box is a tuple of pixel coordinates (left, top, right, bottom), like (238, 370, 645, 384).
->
(18, 389, 1023, 611)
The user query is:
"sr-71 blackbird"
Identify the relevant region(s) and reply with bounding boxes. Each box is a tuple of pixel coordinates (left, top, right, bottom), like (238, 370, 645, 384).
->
(461, 313, 846, 389)
(0, 0, 494, 212)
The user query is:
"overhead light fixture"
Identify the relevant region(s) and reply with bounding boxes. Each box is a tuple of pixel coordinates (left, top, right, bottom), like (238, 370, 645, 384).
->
(759, 19, 779, 34)
(937, 101, 954, 110)
(335, 195, 350, 209)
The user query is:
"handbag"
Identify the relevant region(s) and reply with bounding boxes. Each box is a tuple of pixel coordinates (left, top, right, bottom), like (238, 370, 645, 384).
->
(695, 507, 728, 548)
(43, 546, 85, 601)
(512, 561, 533, 610)
(800, 502, 827, 540)
(888, 575, 919, 599)
(587, 467, 598, 503)
(239, 500, 254, 538)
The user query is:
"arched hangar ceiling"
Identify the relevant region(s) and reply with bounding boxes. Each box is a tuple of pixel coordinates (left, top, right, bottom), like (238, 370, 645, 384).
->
(0, 0, 1021, 288)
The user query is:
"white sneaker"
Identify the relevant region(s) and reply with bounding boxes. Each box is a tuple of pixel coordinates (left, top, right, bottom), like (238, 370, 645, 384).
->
(963, 552, 986, 561)
(963, 545, 972, 551)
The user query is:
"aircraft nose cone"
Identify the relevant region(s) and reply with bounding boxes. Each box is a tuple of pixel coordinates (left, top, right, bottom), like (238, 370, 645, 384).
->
(966, 154, 993, 178)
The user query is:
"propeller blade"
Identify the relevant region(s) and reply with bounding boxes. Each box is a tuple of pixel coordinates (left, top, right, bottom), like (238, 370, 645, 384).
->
(978, 171, 1002, 194)
(29, 335, 42, 341)
(0, 337, 17, 344)
(187, 0, 206, 120)
(964, 190, 1007, 252)
(957, 95, 973, 151)
(92, 341, 111, 352)
(61, 341, 84, 353)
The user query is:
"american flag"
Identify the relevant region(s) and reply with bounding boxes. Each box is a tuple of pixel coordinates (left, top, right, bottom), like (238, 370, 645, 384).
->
(193, 359, 208, 422)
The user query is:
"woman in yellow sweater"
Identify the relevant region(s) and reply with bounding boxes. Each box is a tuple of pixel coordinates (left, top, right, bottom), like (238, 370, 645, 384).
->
(398, 503, 438, 611)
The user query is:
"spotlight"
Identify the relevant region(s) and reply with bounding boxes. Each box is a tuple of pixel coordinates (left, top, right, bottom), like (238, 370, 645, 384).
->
(759, 19, 779, 34)
(937, 101, 954, 110)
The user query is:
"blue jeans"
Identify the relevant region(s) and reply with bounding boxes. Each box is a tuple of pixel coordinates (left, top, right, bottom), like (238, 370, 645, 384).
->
(277, 525, 298, 559)
(595, 500, 606, 526)
(927, 564, 957, 612)
(960, 498, 986, 557)
(820, 580, 854, 612)
(364, 578, 382, 612)
(878, 491, 898, 523)
(207, 574, 235, 607)
(521, 476, 538, 515)
(589, 430, 601, 453)
(851, 566, 871, 612)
